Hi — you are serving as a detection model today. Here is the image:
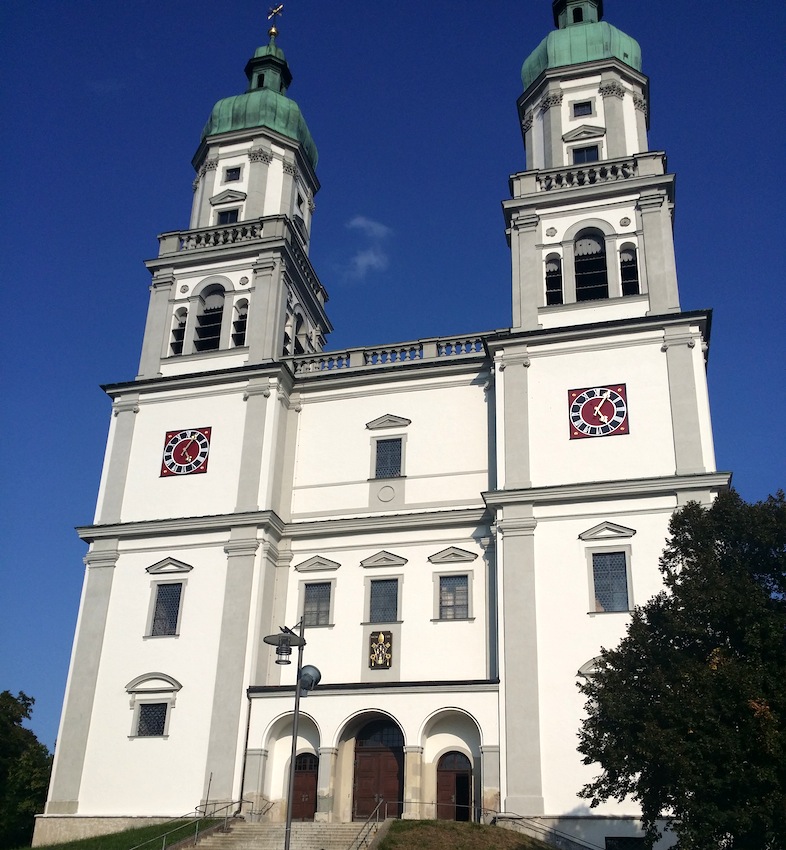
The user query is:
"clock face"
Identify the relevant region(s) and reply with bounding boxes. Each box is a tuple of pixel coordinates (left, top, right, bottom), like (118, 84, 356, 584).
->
(569, 385, 629, 439)
(160, 427, 212, 477)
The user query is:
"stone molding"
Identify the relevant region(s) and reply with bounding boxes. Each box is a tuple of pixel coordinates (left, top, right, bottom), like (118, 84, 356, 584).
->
(428, 546, 478, 564)
(599, 81, 625, 100)
(538, 92, 563, 114)
(294, 555, 341, 572)
(249, 148, 273, 164)
(633, 94, 648, 115)
(578, 521, 636, 541)
(521, 112, 534, 133)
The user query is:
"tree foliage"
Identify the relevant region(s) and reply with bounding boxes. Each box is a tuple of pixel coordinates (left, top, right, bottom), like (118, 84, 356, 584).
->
(578, 490, 786, 849)
(0, 691, 52, 850)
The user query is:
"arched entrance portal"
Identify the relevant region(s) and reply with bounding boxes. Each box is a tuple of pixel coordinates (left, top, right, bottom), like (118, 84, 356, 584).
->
(353, 720, 404, 820)
(436, 751, 472, 821)
(292, 753, 318, 821)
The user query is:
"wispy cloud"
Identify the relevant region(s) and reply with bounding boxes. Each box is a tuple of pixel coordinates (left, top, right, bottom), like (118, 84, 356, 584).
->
(343, 216, 393, 281)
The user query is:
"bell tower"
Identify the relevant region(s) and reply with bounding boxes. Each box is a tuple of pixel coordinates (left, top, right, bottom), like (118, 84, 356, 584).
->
(136, 23, 331, 380)
(506, 0, 679, 330)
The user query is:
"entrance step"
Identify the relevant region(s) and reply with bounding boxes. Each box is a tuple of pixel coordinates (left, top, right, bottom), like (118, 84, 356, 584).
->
(196, 821, 378, 850)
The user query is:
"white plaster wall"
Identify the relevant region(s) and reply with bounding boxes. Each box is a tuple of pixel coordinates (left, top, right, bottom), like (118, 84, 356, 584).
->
(291, 376, 489, 516)
(263, 157, 285, 217)
(538, 297, 648, 329)
(525, 331, 677, 486)
(78, 537, 227, 814)
(120, 384, 247, 522)
(533, 499, 678, 816)
(689, 332, 717, 472)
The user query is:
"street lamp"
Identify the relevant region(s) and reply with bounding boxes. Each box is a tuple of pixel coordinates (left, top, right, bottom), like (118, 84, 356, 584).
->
(263, 623, 321, 850)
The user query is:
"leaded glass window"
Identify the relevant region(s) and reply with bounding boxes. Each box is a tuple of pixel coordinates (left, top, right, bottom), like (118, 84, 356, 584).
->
(439, 575, 469, 619)
(303, 582, 331, 626)
(137, 703, 167, 737)
(592, 552, 629, 612)
(369, 579, 398, 622)
(375, 438, 402, 479)
(151, 583, 182, 636)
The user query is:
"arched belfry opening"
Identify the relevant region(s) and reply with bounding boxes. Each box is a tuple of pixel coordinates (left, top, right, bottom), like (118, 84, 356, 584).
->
(574, 229, 609, 301)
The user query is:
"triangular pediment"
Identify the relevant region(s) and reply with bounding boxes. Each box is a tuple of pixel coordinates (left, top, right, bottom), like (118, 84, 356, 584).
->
(146, 557, 193, 575)
(294, 555, 341, 573)
(578, 522, 636, 541)
(209, 189, 247, 206)
(366, 414, 412, 431)
(577, 657, 602, 678)
(562, 124, 606, 143)
(428, 547, 478, 564)
(360, 551, 408, 568)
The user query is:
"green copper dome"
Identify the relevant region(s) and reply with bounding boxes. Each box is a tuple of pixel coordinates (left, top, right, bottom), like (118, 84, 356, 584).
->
(202, 33, 318, 170)
(522, 1, 642, 91)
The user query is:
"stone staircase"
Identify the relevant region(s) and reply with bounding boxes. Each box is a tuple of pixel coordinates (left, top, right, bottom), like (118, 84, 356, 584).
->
(195, 821, 378, 850)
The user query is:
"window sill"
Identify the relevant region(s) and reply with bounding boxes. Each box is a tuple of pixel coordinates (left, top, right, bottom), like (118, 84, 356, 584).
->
(302, 623, 334, 629)
(587, 610, 632, 616)
(431, 617, 475, 623)
(368, 476, 406, 482)
(143, 634, 180, 640)
(361, 621, 403, 626)
(128, 735, 169, 740)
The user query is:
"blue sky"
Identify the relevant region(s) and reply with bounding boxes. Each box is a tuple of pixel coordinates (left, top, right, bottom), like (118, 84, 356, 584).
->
(2, 1, 784, 750)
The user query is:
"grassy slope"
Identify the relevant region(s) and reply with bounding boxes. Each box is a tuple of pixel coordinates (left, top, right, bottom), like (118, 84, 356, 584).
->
(376, 820, 554, 850)
(13, 819, 214, 850)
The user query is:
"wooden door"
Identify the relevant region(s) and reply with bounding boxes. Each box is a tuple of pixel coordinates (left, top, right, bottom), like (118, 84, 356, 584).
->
(291, 753, 318, 821)
(353, 721, 404, 819)
(436, 751, 472, 821)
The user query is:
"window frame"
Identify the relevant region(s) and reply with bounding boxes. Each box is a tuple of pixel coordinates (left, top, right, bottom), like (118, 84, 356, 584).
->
(216, 208, 240, 225)
(586, 546, 633, 614)
(571, 99, 595, 119)
(572, 144, 600, 165)
(371, 435, 406, 480)
(145, 579, 185, 638)
(223, 165, 242, 183)
(364, 575, 402, 624)
(126, 674, 181, 739)
(299, 579, 336, 628)
(433, 571, 473, 622)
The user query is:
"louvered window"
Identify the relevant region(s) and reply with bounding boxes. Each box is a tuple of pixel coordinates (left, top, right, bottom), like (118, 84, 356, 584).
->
(575, 230, 609, 301)
(545, 254, 563, 305)
(620, 244, 640, 296)
(232, 301, 248, 347)
(194, 289, 224, 352)
(170, 308, 187, 355)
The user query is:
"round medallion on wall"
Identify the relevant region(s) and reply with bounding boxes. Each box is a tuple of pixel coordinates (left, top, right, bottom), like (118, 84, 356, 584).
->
(161, 427, 212, 476)
(545, 227, 558, 237)
(568, 385, 629, 439)
(620, 217, 631, 227)
(377, 485, 396, 503)
(180, 285, 189, 293)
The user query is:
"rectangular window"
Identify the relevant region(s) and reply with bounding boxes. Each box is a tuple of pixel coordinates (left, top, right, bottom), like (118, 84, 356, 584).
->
(150, 583, 183, 636)
(573, 145, 599, 164)
(136, 703, 168, 737)
(224, 166, 241, 182)
(375, 438, 402, 479)
(303, 582, 332, 626)
(592, 552, 629, 612)
(369, 579, 399, 622)
(217, 209, 239, 225)
(573, 101, 593, 118)
(439, 575, 469, 619)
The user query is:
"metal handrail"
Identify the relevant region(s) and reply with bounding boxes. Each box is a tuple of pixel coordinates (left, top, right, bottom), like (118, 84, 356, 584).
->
(486, 807, 606, 850)
(127, 799, 247, 850)
(346, 799, 385, 850)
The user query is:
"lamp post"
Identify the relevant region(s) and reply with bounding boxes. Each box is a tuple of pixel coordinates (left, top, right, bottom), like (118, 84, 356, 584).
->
(263, 622, 321, 850)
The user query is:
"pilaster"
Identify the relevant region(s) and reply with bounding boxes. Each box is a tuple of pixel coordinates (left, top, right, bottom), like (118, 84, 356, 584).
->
(137, 272, 174, 378)
(45, 540, 119, 814)
(247, 146, 273, 218)
(498, 507, 544, 815)
(402, 746, 424, 819)
(315, 746, 338, 822)
(540, 87, 564, 168)
(202, 530, 260, 804)
(235, 379, 272, 512)
(246, 256, 286, 363)
(510, 213, 540, 331)
(662, 326, 706, 475)
(480, 534, 498, 679)
(599, 74, 627, 159)
(97, 396, 140, 524)
(501, 352, 532, 489)
(639, 191, 680, 314)
(243, 748, 269, 812)
(480, 745, 501, 814)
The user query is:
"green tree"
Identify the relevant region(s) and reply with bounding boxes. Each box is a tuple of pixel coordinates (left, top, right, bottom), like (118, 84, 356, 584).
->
(0, 691, 52, 849)
(578, 490, 786, 849)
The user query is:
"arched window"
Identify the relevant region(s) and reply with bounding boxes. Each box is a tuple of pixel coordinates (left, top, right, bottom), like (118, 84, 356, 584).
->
(232, 300, 248, 347)
(620, 243, 640, 296)
(545, 254, 563, 305)
(574, 229, 608, 301)
(194, 286, 225, 352)
(170, 307, 187, 355)
(293, 314, 307, 355)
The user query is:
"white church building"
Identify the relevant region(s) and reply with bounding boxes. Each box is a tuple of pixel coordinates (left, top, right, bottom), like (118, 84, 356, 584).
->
(38, 1, 729, 847)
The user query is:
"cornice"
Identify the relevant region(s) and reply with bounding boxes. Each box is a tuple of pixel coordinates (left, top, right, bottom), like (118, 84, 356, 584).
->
(248, 678, 499, 697)
(76, 507, 489, 544)
(483, 472, 731, 510)
(102, 362, 294, 396)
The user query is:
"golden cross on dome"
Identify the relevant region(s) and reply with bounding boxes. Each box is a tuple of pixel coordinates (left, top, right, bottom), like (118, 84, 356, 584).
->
(268, 3, 284, 21)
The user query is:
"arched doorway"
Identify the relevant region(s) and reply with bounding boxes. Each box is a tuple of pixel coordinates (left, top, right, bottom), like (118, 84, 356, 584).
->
(436, 751, 472, 821)
(353, 720, 404, 819)
(292, 753, 318, 821)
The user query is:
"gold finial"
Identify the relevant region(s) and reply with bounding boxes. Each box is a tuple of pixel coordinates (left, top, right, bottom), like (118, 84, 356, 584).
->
(267, 3, 284, 37)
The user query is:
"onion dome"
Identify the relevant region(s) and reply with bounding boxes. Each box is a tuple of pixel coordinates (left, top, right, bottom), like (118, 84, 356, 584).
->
(202, 29, 318, 170)
(522, 0, 642, 92)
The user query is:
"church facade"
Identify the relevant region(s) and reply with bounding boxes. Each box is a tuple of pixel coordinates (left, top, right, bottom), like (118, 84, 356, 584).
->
(37, 2, 729, 847)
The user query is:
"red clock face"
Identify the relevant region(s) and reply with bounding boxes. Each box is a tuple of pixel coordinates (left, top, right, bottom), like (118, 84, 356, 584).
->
(569, 385, 629, 439)
(161, 427, 212, 476)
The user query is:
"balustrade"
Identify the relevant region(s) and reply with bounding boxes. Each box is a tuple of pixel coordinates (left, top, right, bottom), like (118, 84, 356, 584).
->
(537, 159, 637, 191)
